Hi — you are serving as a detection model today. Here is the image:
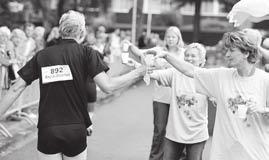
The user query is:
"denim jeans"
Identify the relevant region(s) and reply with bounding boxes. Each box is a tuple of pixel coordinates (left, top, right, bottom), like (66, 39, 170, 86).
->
(163, 138, 206, 160)
(149, 101, 170, 160)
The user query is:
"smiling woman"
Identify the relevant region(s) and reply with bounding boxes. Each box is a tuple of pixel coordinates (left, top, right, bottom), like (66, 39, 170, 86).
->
(148, 43, 209, 160)
(184, 43, 206, 67)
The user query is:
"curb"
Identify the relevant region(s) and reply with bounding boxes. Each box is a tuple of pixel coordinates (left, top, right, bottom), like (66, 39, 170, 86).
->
(0, 79, 141, 158)
(0, 127, 37, 157)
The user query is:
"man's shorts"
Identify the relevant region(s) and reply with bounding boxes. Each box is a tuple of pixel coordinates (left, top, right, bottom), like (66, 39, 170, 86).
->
(38, 124, 87, 157)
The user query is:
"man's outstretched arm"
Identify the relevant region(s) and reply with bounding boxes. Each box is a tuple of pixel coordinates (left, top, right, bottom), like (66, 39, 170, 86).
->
(93, 67, 146, 94)
(0, 78, 27, 116)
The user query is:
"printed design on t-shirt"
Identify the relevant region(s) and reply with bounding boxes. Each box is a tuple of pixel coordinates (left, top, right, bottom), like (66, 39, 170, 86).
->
(176, 95, 198, 120)
(227, 95, 255, 127)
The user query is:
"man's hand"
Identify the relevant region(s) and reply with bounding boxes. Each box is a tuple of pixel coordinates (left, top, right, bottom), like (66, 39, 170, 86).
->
(134, 65, 147, 77)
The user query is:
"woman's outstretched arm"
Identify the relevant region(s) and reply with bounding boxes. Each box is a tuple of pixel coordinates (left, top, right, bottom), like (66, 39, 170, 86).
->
(156, 51, 195, 78)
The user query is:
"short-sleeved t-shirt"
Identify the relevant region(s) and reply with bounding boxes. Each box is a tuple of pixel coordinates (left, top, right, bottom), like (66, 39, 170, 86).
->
(152, 47, 185, 103)
(154, 68, 208, 143)
(18, 39, 109, 129)
(194, 67, 269, 160)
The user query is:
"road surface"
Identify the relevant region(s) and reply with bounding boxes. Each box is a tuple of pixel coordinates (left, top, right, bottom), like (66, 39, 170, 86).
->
(2, 81, 211, 160)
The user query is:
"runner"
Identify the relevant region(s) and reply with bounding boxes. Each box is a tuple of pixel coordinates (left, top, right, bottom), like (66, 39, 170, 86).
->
(149, 43, 209, 160)
(154, 29, 269, 160)
(0, 10, 146, 160)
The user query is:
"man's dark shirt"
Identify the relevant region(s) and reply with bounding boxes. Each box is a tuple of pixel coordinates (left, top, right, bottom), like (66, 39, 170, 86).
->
(18, 39, 109, 128)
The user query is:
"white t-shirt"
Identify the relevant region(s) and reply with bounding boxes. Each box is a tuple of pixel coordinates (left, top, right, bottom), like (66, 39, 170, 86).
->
(154, 68, 209, 143)
(194, 67, 269, 160)
(151, 47, 185, 103)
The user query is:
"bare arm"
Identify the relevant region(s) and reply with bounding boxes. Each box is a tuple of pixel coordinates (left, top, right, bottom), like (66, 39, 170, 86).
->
(129, 43, 145, 58)
(0, 57, 12, 67)
(123, 40, 156, 61)
(161, 52, 195, 78)
(0, 78, 27, 116)
(93, 67, 146, 94)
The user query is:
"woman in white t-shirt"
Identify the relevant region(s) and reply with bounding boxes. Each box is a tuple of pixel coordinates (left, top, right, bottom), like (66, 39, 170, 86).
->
(125, 26, 185, 160)
(149, 43, 209, 160)
(154, 29, 269, 160)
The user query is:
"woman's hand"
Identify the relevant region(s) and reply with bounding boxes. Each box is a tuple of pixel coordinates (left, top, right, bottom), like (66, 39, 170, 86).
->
(247, 101, 269, 114)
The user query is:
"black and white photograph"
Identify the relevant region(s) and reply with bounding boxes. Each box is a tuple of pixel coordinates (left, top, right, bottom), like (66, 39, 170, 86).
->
(0, 0, 269, 160)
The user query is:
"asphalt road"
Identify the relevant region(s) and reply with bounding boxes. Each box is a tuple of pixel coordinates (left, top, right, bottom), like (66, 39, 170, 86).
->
(2, 82, 211, 160)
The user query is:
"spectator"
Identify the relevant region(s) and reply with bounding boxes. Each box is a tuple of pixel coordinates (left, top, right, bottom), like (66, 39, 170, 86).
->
(110, 28, 121, 57)
(10, 29, 27, 77)
(23, 23, 36, 60)
(0, 29, 16, 99)
(46, 27, 60, 47)
(33, 26, 45, 52)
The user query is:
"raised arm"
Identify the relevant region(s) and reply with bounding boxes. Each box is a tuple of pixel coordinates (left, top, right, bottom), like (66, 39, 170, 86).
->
(120, 40, 143, 59)
(122, 40, 158, 61)
(0, 78, 27, 116)
(157, 51, 195, 78)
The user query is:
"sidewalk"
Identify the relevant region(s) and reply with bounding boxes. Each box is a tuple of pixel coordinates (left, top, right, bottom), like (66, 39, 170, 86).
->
(0, 56, 135, 157)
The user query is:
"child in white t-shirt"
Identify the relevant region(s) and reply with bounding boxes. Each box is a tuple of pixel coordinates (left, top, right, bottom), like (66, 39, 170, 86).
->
(150, 43, 209, 160)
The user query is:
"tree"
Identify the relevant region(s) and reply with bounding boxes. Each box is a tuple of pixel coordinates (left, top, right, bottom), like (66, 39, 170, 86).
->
(172, 0, 204, 42)
(172, 0, 239, 42)
(221, 0, 240, 12)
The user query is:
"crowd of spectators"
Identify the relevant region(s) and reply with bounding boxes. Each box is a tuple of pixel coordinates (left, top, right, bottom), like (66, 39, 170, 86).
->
(0, 24, 44, 99)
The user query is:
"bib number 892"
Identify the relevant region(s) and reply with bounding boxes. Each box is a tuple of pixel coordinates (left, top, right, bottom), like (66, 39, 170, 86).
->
(51, 67, 63, 74)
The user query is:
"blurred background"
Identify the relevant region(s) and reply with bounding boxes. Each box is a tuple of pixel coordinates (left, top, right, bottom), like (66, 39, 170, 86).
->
(1, 1, 269, 159)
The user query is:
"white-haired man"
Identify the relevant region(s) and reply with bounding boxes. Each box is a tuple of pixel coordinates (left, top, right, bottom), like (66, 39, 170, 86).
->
(0, 10, 146, 160)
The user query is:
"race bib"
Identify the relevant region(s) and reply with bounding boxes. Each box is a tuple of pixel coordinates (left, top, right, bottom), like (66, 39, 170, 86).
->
(41, 65, 73, 84)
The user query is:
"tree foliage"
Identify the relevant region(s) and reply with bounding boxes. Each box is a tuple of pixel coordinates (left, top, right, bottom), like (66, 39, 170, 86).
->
(171, 0, 239, 41)
(173, 0, 240, 12)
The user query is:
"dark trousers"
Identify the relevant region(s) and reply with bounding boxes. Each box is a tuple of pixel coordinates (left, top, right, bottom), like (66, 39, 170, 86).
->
(149, 101, 170, 160)
(163, 138, 206, 160)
